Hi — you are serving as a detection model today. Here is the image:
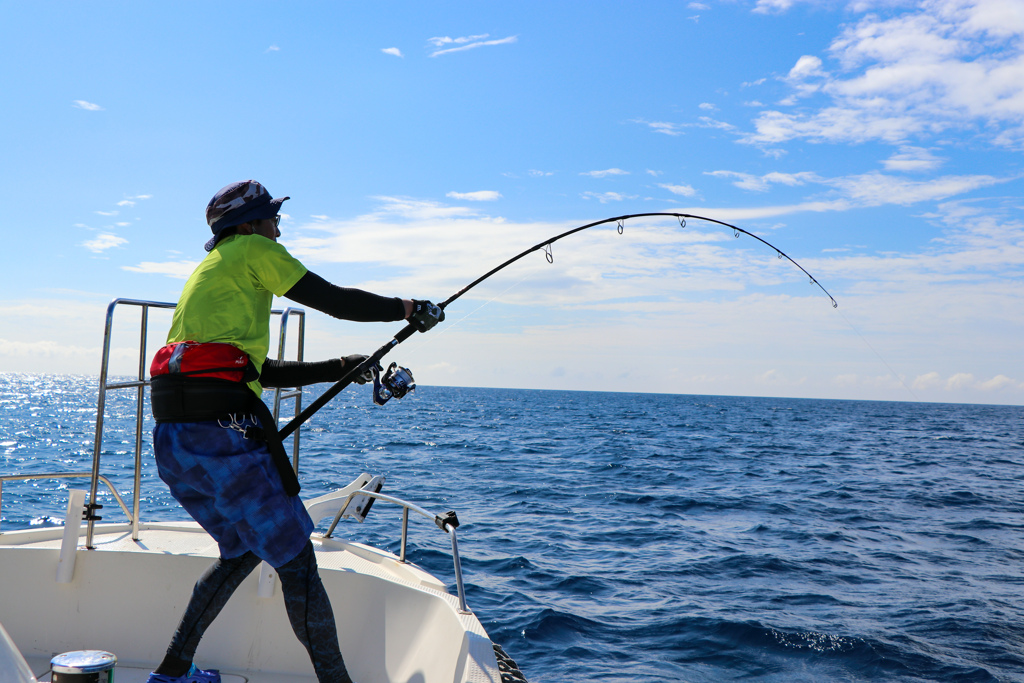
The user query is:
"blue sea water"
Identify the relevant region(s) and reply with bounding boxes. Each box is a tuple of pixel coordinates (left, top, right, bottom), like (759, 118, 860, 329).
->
(2, 374, 1024, 682)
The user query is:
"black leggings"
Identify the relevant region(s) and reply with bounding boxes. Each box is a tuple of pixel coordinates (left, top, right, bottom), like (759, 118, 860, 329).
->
(156, 541, 352, 683)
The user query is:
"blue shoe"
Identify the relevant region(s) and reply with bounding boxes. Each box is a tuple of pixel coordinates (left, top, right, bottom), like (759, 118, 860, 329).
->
(147, 663, 221, 683)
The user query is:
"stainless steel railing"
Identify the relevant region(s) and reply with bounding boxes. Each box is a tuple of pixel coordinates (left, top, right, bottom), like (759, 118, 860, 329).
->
(83, 298, 305, 548)
(0, 473, 131, 533)
(323, 490, 471, 613)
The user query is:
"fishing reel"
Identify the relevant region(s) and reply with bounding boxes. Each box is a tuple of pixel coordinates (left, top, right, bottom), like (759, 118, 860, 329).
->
(371, 362, 416, 406)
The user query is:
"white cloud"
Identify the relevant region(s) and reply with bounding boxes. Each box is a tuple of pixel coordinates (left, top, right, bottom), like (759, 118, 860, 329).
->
(826, 171, 1005, 205)
(95, 210, 119, 216)
(688, 2, 710, 8)
(528, 169, 554, 177)
(580, 168, 630, 178)
(266, 45, 280, 53)
(742, 0, 1024, 148)
(122, 260, 200, 279)
(382, 47, 404, 58)
(753, 0, 795, 14)
(581, 191, 638, 203)
(73, 100, 103, 111)
(698, 116, 737, 131)
(788, 55, 826, 81)
(706, 170, 821, 192)
(980, 374, 1023, 391)
(658, 183, 698, 196)
(632, 119, 687, 136)
(82, 233, 127, 253)
(446, 190, 502, 201)
(882, 145, 945, 172)
(688, 169, 1008, 219)
(428, 34, 490, 47)
(116, 195, 152, 208)
(699, 102, 717, 111)
(428, 34, 517, 57)
(907, 371, 1023, 393)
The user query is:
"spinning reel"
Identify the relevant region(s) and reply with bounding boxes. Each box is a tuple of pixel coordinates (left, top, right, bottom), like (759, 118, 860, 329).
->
(371, 362, 416, 406)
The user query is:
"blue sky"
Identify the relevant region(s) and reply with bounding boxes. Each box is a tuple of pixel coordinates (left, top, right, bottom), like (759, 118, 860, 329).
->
(2, 1, 1022, 404)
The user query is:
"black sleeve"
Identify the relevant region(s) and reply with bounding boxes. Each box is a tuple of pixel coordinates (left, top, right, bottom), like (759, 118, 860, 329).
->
(285, 271, 406, 322)
(259, 357, 344, 388)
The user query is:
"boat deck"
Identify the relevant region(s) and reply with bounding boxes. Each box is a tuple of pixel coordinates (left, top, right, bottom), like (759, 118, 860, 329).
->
(1, 522, 499, 683)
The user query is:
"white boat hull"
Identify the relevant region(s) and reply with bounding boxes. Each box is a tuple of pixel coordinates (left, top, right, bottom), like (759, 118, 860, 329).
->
(0, 522, 499, 683)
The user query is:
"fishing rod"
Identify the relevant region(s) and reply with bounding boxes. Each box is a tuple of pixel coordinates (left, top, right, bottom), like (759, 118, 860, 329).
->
(277, 212, 835, 439)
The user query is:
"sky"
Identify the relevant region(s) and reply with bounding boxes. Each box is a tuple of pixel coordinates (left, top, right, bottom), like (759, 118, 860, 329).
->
(1, 0, 1022, 405)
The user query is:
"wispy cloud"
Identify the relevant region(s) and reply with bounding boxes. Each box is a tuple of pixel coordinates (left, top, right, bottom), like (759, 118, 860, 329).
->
(122, 260, 200, 279)
(753, 0, 796, 14)
(116, 194, 153, 208)
(658, 183, 698, 196)
(633, 117, 736, 138)
(706, 170, 822, 192)
(827, 171, 1006, 205)
(266, 45, 280, 53)
(82, 233, 127, 253)
(428, 34, 517, 57)
(73, 100, 103, 111)
(883, 146, 944, 172)
(704, 168, 1007, 206)
(581, 191, 638, 203)
(446, 190, 502, 201)
(95, 210, 119, 217)
(382, 47, 403, 58)
(581, 168, 630, 178)
(632, 118, 687, 136)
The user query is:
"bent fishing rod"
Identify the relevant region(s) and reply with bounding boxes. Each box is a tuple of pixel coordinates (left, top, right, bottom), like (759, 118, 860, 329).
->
(277, 212, 836, 440)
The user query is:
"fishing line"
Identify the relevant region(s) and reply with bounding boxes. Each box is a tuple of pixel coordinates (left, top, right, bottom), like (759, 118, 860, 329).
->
(836, 307, 921, 402)
(397, 270, 536, 355)
(278, 212, 837, 439)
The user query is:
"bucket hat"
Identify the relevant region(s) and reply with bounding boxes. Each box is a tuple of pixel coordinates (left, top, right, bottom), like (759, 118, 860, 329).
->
(204, 180, 289, 251)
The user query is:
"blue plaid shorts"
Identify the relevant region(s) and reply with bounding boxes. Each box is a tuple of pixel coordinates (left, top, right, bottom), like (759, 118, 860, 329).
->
(153, 415, 314, 568)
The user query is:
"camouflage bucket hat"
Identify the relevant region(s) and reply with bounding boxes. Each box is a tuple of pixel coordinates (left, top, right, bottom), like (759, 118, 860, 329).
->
(204, 180, 290, 251)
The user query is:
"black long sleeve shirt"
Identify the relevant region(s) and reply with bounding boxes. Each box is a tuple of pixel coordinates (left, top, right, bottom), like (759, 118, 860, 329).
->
(258, 271, 405, 388)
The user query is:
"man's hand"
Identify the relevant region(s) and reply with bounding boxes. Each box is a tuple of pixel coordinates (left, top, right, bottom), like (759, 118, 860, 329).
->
(341, 354, 374, 384)
(409, 300, 445, 333)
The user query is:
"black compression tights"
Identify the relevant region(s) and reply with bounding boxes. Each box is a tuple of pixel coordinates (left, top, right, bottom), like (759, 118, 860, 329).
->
(155, 541, 352, 683)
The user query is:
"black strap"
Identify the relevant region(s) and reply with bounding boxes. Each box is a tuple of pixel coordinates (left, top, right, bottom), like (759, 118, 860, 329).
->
(246, 397, 301, 496)
(151, 376, 300, 496)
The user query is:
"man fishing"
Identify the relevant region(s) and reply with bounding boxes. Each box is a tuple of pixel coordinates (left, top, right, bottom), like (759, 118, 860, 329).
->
(146, 180, 443, 683)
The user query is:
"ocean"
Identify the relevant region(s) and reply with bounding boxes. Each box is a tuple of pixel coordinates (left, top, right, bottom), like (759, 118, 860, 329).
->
(2, 374, 1023, 682)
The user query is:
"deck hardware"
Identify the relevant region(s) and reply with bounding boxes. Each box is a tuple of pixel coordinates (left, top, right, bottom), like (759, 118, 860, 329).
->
(84, 502, 103, 522)
(436, 510, 460, 531)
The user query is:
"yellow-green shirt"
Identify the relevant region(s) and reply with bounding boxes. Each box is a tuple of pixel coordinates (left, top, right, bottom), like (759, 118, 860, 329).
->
(167, 234, 307, 395)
